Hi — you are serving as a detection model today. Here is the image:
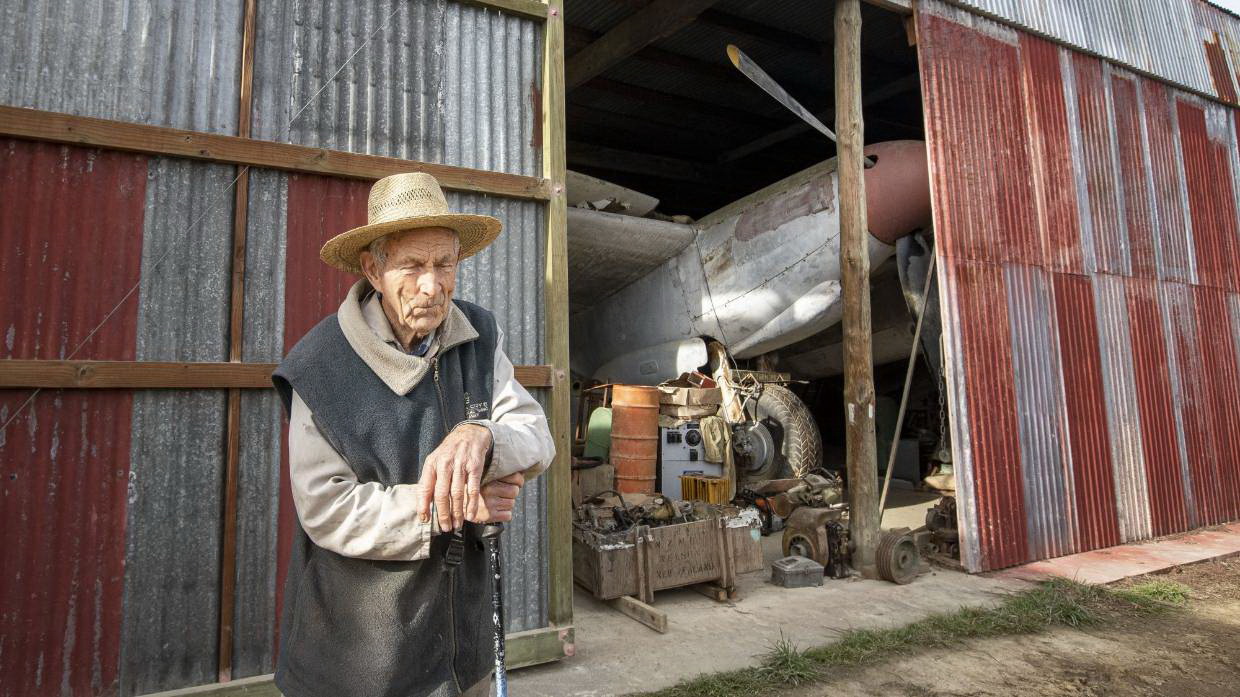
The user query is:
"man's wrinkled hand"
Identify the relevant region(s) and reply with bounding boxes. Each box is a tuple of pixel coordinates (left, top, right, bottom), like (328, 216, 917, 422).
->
(469, 472, 525, 524)
(416, 424, 492, 531)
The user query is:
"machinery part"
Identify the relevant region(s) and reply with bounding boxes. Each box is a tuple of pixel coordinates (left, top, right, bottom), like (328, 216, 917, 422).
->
(738, 384, 822, 480)
(783, 532, 824, 564)
(780, 506, 841, 567)
(824, 522, 850, 579)
(876, 530, 921, 585)
(925, 496, 960, 558)
(481, 524, 508, 697)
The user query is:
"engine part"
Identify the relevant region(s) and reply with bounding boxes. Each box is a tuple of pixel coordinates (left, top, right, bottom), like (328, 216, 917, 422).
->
(824, 521, 850, 579)
(876, 530, 921, 585)
(780, 506, 842, 567)
(925, 496, 959, 558)
(770, 555, 825, 588)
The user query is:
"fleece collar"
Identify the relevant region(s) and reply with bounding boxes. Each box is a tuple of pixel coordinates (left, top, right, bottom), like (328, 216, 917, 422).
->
(336, 280, 480, 395)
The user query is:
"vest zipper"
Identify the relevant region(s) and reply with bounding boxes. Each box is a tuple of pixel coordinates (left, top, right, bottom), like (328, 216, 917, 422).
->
(434, 356, 465, 692)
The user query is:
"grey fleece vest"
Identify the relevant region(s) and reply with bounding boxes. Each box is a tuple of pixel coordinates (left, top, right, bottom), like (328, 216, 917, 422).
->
(271, 299, 497, 697)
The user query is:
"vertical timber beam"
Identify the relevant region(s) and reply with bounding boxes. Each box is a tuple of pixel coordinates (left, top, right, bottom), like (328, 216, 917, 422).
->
(542, 0, 575, 644)
(219, 0, 259, 682)
(835, 0, 880, 578)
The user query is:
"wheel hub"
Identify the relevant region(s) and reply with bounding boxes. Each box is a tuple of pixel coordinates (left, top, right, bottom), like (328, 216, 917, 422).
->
(733, 421, 775, 473)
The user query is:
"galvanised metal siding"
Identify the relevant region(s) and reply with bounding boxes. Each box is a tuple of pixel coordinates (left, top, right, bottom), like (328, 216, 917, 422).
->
(0, 0, 243, 133)
(943, 0, 1240, 106)
(233, 169, 289, 678)
(1004, 265, 1073, 560)
(252, 0, 541, 177)
(919, 1, 1240, 571)
(0, 141, 147, 697)
(120, 159, 234, 696)
(1092, 274, 1152, 543)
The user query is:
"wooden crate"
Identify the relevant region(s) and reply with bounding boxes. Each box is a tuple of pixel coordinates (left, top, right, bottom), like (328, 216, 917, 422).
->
(573, 513, 763, 602)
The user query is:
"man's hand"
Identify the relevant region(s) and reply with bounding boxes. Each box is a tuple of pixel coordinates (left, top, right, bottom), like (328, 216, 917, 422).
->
(417, 424, 492, 531)
(470, 472, 525, 524)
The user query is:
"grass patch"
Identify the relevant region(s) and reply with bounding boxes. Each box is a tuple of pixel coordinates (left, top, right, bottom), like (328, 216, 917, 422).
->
(632, 578, 1186, 697)
(1114, 578, 1190, 609)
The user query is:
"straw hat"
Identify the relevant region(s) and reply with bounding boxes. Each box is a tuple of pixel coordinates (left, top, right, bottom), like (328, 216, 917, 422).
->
(320, 172, 502, 274)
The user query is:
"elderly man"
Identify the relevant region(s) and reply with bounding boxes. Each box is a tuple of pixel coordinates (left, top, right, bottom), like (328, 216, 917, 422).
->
(271, 172, 555, 697)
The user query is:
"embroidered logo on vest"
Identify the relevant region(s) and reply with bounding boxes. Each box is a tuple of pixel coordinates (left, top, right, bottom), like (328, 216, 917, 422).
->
(465, 392, 491, 420)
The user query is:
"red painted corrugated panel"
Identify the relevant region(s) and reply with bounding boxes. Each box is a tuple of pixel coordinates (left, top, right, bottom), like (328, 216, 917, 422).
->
(0, 140, 147, 697)
(917, 13, 1041, 266)
(1194, 286, 1240, 522)
(1051, 273, 1121, 550)
(274, 173, 371, 643)
(1072, 55, 1127, 276)
(1124, 278, 1189, 536)
(1110, 77, 1158, 278)
(1177, 101, 1240, 291)
(1019, 35, 1083, 274)
(952, 259, 1029, 569)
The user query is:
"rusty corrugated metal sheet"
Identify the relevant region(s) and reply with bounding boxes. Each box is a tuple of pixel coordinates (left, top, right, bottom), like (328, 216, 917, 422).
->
(0, 140, 147, 697)
(948, 260, 1030, 570)
(1021, 34, 1083, 275)
(1178, 99, 1240, 291)
(920, 1, 1240, 571)
(1193, 286, 1240, 521)
(1124, 278, 1190, 537)
(944, 0, 1240, 106)
(1051, 273, 1121, 551)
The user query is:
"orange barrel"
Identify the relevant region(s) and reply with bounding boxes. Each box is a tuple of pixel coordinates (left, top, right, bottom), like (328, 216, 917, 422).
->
(610, 385, 660, 494)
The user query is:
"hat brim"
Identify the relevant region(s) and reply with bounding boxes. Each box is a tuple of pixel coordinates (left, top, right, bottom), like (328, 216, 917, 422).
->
(320, 213, 502, 275)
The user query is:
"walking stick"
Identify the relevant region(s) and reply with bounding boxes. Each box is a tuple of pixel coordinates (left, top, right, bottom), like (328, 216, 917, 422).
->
(481, 523, 508, 697)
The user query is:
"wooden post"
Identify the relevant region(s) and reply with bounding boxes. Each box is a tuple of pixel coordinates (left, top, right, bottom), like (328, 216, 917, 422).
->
(834, 0, 880, 579)
(543, 0, 575, 638)
(218, 0, 259, 682)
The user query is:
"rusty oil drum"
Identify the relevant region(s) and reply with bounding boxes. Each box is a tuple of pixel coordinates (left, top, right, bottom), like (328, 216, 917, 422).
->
(610, 385, 660, 494)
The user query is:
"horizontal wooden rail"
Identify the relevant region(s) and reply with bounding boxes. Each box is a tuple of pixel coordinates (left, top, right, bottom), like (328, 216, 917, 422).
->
(459, 0, 549, 21)
(0, 360, 555, 389)
(0, 106, 551, 201)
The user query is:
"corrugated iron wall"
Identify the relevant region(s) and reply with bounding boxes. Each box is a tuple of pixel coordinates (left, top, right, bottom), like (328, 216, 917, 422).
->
(0, 0, 548, 694)
(943, 0, 1240, 107)
(919, 1, 1240, 572)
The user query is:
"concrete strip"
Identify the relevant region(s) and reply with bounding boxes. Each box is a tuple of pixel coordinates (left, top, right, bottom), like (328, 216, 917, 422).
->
(997, 522, 1240, 585)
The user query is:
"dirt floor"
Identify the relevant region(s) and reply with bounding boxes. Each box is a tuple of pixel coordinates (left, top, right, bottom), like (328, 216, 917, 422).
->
(797, 557, 1240, 697)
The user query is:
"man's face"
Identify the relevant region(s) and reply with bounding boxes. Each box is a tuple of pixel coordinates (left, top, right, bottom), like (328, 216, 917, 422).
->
(359, 226, 460, 340)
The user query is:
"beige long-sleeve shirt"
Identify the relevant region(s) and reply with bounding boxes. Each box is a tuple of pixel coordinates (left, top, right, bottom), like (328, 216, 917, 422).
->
(288, 284, 554, 561)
